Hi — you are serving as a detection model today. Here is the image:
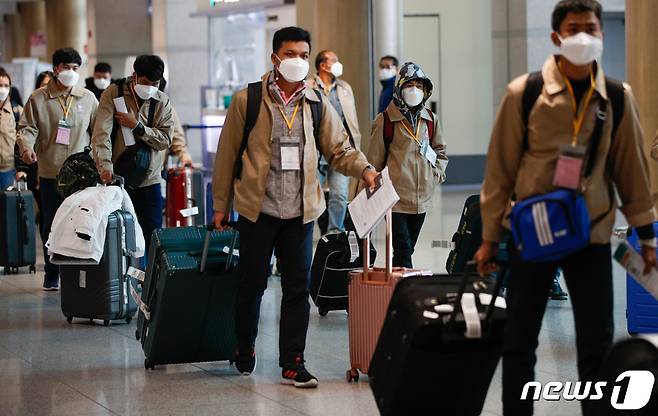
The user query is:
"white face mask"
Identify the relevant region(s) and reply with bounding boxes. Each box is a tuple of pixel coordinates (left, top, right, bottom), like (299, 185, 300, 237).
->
(558, 32, 603, 66)
(276, 57, 309, 83)
(94, 78, 111, 90)
(134, 84, 158, 100)
(330, 61, 343, 78)
(0, 87, 9, 102)
(379, 67, 397, 81)
(57, 69, 79, 87)
(402, 86, 424, 107)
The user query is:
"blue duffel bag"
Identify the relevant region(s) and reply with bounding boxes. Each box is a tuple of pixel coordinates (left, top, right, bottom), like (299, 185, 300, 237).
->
(510, 189, 590, 263)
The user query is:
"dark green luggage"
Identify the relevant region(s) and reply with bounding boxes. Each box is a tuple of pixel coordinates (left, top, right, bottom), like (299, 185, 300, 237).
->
(134, 226, 239, 370)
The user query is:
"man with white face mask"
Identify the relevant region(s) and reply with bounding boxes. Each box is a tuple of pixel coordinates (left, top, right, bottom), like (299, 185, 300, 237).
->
(16, 47, 98, 291)
(475, 1, 656, 414)
(92, 54, 174, 255)
(310, 50, 362, 234)
(84, 62, 113, 101)
(378, 55, 398, 113)
(212, 26, 378, 388)
(366, 62, 447, 268)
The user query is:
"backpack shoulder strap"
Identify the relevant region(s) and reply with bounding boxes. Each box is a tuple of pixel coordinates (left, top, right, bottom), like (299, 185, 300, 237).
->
(382, 110, 394, 164)
(425, 108, 435, 140)
(521, 71, 544, 151)
(604, 77, 625, 140)
(309, 89, 323, 143)
(233, 81, 262, 180)
(147, 98, 156, 128)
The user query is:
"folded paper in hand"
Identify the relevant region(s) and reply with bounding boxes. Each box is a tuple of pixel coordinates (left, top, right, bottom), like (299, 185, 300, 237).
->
(348, 167, 400, 238)
(113, 97, 135, 146)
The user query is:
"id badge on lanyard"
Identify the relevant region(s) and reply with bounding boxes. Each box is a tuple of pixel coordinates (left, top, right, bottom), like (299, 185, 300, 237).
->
(553, 144, 586, 190)
(280, 136, 301, 171)
(56, 120, 71, 145)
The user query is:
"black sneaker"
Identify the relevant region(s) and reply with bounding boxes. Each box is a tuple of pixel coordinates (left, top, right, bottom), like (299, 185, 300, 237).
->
(549, 280, 568, 301)
(43, 278, 59, 292)
(235, 345, 256, 375)
(281, 356, 318, 388)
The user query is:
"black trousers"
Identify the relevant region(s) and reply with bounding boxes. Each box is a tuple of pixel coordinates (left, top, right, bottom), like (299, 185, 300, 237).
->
(503, 244, 614, 416)
(391, 212, 426, 268)
(235, 214, 314, 367)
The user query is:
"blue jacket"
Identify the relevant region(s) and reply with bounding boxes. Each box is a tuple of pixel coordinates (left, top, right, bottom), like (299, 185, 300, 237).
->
(378, 77, 395, 114)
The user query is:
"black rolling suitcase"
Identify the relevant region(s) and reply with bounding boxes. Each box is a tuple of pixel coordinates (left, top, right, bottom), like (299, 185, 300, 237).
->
(310, 231, 376, 316)
(135, 226, 239, 370)
(0, 182, 37, 274)
(58, 209, 138, 326)
(446, 194, 481, 274)
(369, 266, 506, 416)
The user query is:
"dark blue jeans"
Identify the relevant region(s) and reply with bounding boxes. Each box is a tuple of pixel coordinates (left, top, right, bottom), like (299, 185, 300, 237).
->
(39, 178, 64, 282)
(391, 212, 426, 268)
(127, 183, 163, 262)
(235, 214, 313, 367)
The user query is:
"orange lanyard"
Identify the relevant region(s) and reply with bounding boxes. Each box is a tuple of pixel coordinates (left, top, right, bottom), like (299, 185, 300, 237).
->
(129, 83, 142, 112)
(400, 119, 421, 146)
(57, 94, 73, 120)
(277, 101, 300, 133)
(560, 62, 596, 146)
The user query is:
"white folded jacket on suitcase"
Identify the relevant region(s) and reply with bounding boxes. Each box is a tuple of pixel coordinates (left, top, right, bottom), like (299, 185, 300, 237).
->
(46, 185, 145, 262)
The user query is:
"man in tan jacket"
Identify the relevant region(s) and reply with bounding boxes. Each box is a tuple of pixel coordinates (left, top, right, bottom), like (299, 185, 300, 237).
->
(310, 50, 362, 233)
(474, 1, 656, 415)
(17, 48, 98, 291)
(93, 55, 174, 254)
(212, 27, 377, 388)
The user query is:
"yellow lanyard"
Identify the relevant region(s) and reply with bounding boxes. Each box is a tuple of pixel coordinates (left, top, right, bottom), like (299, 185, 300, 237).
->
(129, 83, 142, 112)
(560, 62, 596, 146)
(57, 94, 74, 120)
(278, 101, 300, 133)
(400, 119, 422, 146)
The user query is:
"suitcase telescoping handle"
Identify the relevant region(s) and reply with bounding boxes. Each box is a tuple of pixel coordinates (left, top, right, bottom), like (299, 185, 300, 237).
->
(362, 208, 393, 281)
(199, 223, 238, 273)
(447, 260, 506, 332)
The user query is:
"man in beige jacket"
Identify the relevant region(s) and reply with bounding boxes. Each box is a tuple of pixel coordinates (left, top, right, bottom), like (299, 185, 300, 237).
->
(17, 48, 98, 291)
(474, 1, 656, 414)
(212, 27, 377, 388)
(310, 50, 362, 233)
(93, 55, 174, 254)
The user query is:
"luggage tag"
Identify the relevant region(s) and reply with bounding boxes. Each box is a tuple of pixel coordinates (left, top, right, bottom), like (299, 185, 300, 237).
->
(279, 136, 301, 171)
(56, 120, 71, 145)
(553, 144, 586, 190)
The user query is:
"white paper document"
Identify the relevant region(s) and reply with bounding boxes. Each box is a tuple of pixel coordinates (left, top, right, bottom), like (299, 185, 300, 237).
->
(113, 97, 135, 146)
(347, 167, 400, 238)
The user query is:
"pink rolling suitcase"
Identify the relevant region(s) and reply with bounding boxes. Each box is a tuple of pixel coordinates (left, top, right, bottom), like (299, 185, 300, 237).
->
(346, 210, 431, 382)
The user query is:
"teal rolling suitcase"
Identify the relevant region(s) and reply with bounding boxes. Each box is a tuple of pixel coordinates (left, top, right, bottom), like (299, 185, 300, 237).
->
(134, 226, 239, 369)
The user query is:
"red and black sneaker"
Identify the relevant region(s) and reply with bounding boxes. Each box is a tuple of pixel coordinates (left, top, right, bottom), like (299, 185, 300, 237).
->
(281, 356, 318, 388)
(235, 345, 257, 375)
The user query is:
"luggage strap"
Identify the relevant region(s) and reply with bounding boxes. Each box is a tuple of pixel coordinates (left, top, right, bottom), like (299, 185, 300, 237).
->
(127, 266, 145, 282)
(129, 283, 150, 320)
(348, 231, 359, 263)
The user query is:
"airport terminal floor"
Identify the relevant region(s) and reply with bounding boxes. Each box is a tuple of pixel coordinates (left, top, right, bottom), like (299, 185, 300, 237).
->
(0, 188, 633, 416)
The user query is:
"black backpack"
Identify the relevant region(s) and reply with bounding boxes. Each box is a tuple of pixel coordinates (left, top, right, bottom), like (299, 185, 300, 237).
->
(111, 78, 157, 190)
(232, 81, 323, 180)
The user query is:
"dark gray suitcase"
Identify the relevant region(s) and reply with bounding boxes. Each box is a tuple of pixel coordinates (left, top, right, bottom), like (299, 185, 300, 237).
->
(58, 210, 138, 326)
(0, 185, 37, 274)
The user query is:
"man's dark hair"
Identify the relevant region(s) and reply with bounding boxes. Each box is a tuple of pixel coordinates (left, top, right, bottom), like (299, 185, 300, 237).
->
(272, 26, 311, 53)
(380, 55, 398, 67)
(551, 0, 603, 32)
(52, 47, 82, 67)
(315, 50, 332, 71)
(94, 62, 112, 74)
(0, 67, 12, 85)
(133, 55, 165, 82)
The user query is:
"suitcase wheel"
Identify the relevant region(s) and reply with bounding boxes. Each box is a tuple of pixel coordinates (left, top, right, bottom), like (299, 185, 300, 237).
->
(66, 316, 73, 324)
(29, 265, 36, 274)
(346, 368, 359, 383)
(144, 358, 155, 370)
(318, 307, 329, 317)
(125, 316, 132, 325)
(103, 320, 110, 327)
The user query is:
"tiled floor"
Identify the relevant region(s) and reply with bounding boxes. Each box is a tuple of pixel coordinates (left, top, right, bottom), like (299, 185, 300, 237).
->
(0, 188, 636, 416)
